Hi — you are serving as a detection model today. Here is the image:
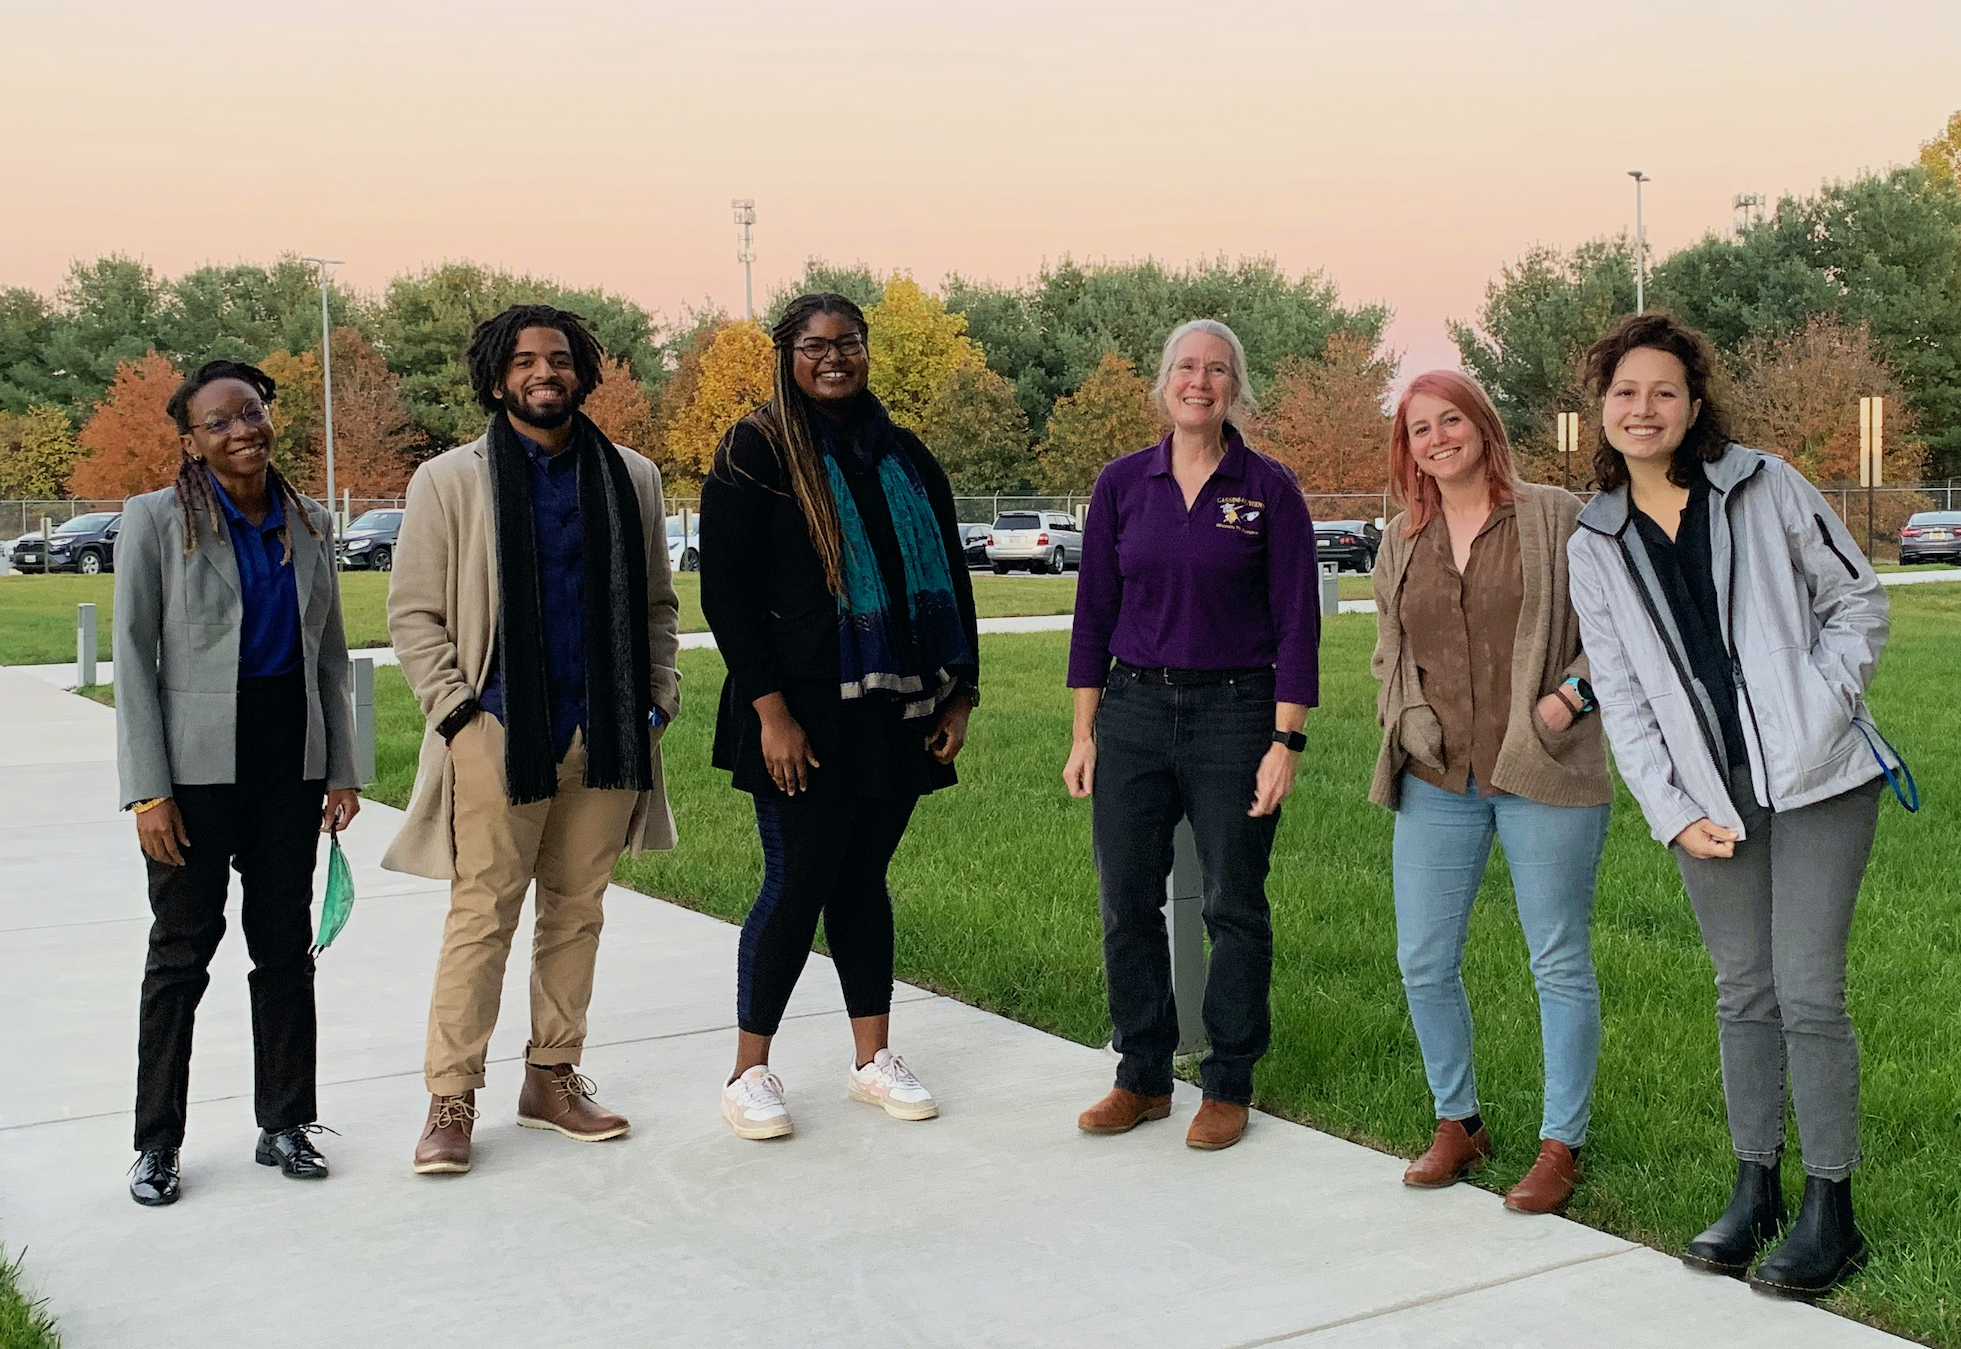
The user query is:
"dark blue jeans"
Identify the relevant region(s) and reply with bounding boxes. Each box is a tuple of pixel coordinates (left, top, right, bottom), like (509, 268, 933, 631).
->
(1092, 665, 1279, 1105)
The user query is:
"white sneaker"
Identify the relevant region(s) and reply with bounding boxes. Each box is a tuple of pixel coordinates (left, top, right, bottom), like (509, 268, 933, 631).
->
(722, 1066, 793, 1140)
(848, 1049, 938, 1121)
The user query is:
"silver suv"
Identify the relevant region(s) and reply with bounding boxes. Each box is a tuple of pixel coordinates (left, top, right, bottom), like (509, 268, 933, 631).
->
(986, 510, 1081, 575)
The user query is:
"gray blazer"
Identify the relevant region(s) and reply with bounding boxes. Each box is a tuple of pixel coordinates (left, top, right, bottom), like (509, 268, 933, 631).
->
(114, 485, 359, 808)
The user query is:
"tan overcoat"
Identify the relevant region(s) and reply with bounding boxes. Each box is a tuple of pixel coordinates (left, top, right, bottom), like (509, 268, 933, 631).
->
(380, 433, 682, 879)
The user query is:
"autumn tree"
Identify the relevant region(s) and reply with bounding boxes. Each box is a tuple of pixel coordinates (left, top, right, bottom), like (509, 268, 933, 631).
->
(1921, 109, 1961, 185)
(258, 329, 416, 499)
(1253, 332, 1395, 492)
(1728, 316, 1924, 483)
(867, 275, 984, 432)
(662, 322, 773, 487)
(69, 352, 184, 500)
(921, 364, 1033, 493)
(583, 355, 660, 457)
(0, 405, 86, 498)
(1037, 352, 1159, 495)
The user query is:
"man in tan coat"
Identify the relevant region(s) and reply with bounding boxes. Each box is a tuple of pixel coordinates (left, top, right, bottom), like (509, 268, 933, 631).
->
(384, 305, 680, 1175)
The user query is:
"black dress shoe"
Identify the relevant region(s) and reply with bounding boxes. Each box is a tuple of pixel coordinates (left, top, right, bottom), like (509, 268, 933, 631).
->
(1682, 1158, 1784, 1276)
(129, 1148, 181, 1206)
(255, 1124, 335, 1179)
(1750, 1175, 1868, 1300)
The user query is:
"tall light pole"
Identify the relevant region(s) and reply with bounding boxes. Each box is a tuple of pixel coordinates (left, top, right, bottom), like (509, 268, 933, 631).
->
(301, 256, 343, 541)
(731, 199, 756, 321)
(1627, 171, 1650, 314)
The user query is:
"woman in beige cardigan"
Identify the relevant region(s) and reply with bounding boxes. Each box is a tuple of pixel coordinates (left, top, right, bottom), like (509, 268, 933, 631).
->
(1369, 370, 1612, 1215)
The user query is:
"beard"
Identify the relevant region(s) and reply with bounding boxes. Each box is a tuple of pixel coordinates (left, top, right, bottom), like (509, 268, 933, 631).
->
(501, 384, 582, 431)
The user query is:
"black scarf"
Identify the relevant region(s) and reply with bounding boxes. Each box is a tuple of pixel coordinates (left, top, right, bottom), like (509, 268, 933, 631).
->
(486, 409, 653, 804)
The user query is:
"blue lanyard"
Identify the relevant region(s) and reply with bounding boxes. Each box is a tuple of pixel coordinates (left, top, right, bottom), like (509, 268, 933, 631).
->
(1851, 718, 1919, 813)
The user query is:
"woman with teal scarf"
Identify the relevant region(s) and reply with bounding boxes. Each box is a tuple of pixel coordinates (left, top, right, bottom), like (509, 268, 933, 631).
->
(701, 293, 980, 1141)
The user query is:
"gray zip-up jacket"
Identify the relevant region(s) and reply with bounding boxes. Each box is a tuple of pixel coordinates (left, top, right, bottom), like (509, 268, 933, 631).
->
(1567, 445, 1893, 845)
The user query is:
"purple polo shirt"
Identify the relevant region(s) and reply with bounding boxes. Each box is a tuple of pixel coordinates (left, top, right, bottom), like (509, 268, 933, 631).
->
(1067, 430, 1321, 705)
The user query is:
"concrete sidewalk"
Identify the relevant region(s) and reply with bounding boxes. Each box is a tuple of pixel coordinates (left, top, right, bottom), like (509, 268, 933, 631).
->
(0, 667, 1907, 1348)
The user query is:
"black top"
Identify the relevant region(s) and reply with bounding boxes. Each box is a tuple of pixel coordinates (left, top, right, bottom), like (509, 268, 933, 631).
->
(1630, 479, 1750, 770)
(699, 409, 980, 800)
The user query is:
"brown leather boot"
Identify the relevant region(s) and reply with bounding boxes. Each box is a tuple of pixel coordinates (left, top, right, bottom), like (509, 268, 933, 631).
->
(1077, 1087, 1173, 1135)
(1505, 1139, 1581, 1214)
(412, 1092, 477, 1175)
(516, 1063, 630, 1142)
(1186, 1099, 1249, 1151)
(1404, 1118, 1493, 1188)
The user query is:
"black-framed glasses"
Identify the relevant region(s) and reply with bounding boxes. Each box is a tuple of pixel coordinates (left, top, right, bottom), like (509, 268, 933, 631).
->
(791, 334, 867, 361)
(194, 404, 272, 437)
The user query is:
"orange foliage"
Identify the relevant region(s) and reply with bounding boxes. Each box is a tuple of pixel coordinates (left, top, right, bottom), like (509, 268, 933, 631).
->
(583, 356, 659, 457)
(69, 352, 185, 500)
(259, 330, 417, 500)
(1251, 332, 1395, 493)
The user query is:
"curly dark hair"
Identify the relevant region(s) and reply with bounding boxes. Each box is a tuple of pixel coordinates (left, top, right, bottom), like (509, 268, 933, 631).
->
(164, 359, 318, 561)
(1582, 313, 1734, 490)
(463, 303, 606, 415)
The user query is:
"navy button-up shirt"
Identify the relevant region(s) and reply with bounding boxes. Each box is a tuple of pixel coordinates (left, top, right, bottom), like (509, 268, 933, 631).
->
(208, 472, 302, 680)
(481, 433, 587, 761)
(1067, 430, 1321, 706)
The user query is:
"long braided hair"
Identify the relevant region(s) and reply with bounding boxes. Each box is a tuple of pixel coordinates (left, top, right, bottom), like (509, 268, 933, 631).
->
(164, 360, 320, 562)
(746, 293, 869, 595)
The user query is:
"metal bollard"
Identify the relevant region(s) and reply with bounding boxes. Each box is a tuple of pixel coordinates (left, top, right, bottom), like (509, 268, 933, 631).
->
(76, 603, 98, 688)
(1320, 559, 1340, 619)
(1165, 817, 1207, 1055)
(351, 656, 376, 786)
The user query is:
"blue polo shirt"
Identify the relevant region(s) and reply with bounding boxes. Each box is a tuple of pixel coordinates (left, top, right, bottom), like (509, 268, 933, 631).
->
(481, 433, 588, 762)
(208, 472, 302, 680)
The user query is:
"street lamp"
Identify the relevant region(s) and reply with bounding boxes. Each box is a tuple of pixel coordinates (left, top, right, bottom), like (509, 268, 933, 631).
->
(731, 199, 756, 321)
(1627, 171, 1650, 314)
(300, 256, 343, 543)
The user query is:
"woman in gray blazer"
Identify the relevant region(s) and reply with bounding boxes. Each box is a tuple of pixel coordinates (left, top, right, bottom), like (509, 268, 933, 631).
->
(114, 360, 361, 1207)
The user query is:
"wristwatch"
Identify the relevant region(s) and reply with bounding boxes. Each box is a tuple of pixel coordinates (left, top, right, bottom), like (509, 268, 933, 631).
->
(1559, 676, 1597, 717)
(1271, 729, 1308, 753)
(437, 698, 482, 744)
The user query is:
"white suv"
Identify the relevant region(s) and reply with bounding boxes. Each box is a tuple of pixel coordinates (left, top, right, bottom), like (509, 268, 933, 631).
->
(985, 510, 1081, 575)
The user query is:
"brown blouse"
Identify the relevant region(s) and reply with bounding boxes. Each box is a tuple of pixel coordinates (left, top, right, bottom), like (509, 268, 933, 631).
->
(1398, 503, 1523, 795)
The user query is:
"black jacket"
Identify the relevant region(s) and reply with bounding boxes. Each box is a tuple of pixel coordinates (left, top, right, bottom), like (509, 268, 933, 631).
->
(699, 411, 979, 799)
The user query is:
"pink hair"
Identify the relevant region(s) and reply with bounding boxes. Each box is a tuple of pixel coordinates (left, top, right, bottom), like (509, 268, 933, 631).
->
(1387, 370, 1520, 533)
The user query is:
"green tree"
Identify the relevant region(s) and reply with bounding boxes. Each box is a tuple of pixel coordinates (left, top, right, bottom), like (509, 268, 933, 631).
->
(0, 405, 85, 498)
(921, 364, 1033, 493)
(0, 288, 66, 415)
(38, 257, 168, 419)
(764, 260, 885, 328)
(866, 275, 985, 431)
(162, 256, 366, 366)
(1036, 352, 1159, 494)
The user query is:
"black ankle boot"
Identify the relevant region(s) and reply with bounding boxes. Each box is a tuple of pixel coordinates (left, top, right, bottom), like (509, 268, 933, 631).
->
(1682, 1158, 1784, 1276)
(1749, 1175, 1867, 1299)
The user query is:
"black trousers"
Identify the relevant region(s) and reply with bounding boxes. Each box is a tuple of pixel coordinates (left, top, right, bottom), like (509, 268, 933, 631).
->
(135, 673, 326, 1151)
(735, 790, 918, 1037)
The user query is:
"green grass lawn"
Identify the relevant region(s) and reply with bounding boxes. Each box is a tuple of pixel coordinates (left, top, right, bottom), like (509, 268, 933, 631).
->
(0, 1246, 61, 1349)
(353, 584, 1961, 1345)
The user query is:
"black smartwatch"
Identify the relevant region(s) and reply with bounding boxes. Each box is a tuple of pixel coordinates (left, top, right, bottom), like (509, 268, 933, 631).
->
(437, 698, 482, 744)
(1271, 729, 1307, 753)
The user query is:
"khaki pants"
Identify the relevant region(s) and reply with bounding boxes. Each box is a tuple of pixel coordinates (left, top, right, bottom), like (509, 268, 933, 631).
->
(424, 715, 640, 1096)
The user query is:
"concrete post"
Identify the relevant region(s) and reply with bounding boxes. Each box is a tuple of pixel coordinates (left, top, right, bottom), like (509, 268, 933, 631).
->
(1165, 816, 1207, 1055)
(1320, 560, 1340, 619)
(76, 603, 97, 688)
(351, 656, 376, 786)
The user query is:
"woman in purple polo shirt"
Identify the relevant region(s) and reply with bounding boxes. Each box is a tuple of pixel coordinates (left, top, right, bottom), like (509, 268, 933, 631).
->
(1064, 319, 1320, 1151)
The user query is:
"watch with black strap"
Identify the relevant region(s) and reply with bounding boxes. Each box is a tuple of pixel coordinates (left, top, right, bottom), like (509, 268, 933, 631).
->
(437, 698, 482, 744)
(1271, 728, 1307, 753)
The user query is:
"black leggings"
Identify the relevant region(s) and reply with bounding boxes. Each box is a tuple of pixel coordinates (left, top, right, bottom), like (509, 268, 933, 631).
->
(735, 791, 918, 1036)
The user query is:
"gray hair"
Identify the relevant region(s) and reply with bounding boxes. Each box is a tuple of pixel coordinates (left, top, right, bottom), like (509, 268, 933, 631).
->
(1152, 319, 1257, 423)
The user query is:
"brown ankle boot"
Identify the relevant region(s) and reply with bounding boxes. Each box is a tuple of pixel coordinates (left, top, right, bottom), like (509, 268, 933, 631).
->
(413, 1092, 477, 1175)
(1185, 1099, 1249, 1150)
(1077, 1087, 1173, 1135)
(517, 1063, 630, 1142)
(1505, 1139, 1581, 1214)
(1404, 1118, 1493, 1188)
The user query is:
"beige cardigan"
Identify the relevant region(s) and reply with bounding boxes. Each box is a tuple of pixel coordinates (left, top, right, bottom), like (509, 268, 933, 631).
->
(380, 435, 683, 879)
(1368, 481, 1610, 811)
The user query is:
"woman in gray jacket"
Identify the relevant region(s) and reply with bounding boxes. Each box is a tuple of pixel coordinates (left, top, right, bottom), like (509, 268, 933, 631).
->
(1567, 314, 1897, 1300)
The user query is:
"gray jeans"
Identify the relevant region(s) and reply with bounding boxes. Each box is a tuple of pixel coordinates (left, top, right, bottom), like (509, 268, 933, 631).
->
(1674, 766, 1883, 1179)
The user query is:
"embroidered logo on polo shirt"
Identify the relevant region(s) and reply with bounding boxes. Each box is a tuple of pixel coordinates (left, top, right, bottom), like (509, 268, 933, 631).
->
(1216, 497, 1264, 535)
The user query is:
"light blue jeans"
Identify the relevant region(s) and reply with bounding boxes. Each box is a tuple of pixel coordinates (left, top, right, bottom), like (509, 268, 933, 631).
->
(1393, 773, 1610, 1146)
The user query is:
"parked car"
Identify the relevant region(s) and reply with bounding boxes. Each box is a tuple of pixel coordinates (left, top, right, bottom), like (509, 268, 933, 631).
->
(959, 523, 991, 569)
(1898, 510, 1961, 565)
(667, 515, 700, 572)
(10, 512, 121, 574)
(985, 510, 1082, 574)
(1313, 519, 1380, 573)
(337, 509, 404, 571)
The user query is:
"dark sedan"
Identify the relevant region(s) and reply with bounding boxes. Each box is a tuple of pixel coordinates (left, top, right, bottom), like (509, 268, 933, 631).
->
(1899, 510, 1961, 565)
(1313, 519, 1380, 573)
(10, 512, 121, 574)
(959, 523, 991, 569)
(337, 509, 404, 571)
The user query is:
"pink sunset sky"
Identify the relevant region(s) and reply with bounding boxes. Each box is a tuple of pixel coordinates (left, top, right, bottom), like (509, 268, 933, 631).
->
(6, 0, 1957, 378)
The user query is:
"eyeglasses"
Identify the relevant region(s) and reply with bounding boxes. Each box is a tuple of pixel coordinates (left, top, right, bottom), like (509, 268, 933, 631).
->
(194, 404, 272, 437)
(791, 334, 867, 361)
